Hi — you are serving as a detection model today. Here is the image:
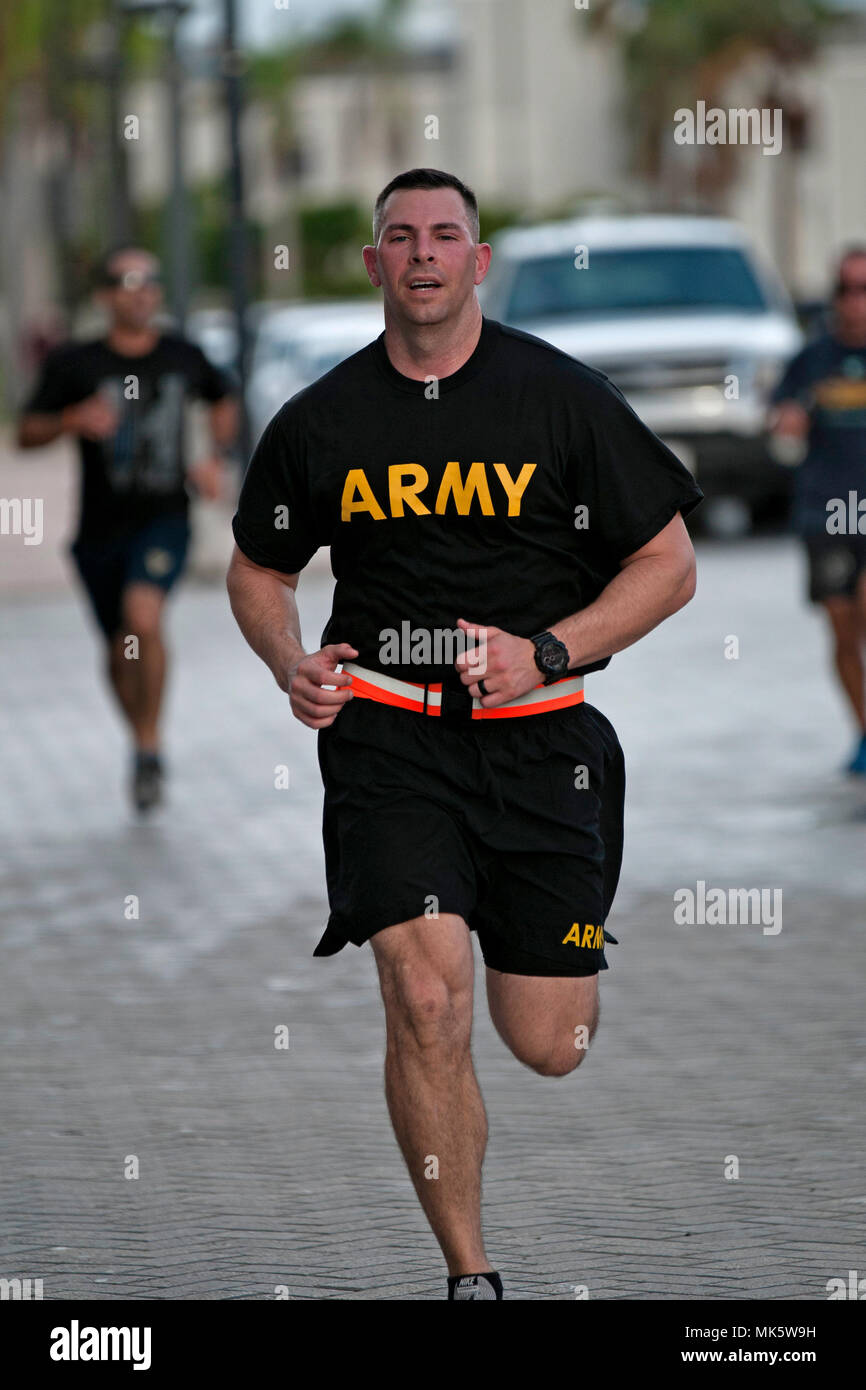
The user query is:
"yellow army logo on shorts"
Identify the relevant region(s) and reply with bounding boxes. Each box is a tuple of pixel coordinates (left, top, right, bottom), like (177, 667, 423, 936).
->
(144, 548, 173, 578)
(562, 923, 604, 949)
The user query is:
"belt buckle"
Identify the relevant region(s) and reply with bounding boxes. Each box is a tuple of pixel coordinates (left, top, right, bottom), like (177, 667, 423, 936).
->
(436, 680, 472, 724)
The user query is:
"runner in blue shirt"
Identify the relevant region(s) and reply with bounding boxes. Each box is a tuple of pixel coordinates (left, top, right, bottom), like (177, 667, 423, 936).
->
(770, 246, 866, 775)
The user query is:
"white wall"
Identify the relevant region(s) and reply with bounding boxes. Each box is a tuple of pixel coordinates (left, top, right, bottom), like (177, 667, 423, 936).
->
(452, 0, 626, 208)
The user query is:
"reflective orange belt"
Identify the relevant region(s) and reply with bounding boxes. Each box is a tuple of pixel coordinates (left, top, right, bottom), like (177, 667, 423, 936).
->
(341, 661, 584, 720)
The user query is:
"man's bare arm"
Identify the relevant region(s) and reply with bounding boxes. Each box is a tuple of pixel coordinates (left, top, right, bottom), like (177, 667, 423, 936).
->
(208, 395, 239, 451)
(455, 511, 696, 704)
(226, 544, 305, 692)
(766, 398, 809, 466)
(549, 510, 697, 669)
(226, 544, 357, 728)
(187, 396, 240, 500)
(17, 395, 118, 450)
(17, 413, 64, 449)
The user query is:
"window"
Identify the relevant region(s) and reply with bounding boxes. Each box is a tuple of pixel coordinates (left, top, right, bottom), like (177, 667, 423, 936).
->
(505, 246, 767, 321)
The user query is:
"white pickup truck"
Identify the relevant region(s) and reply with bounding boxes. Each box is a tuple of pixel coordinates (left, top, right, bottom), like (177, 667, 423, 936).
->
(479, 215, 803, 532)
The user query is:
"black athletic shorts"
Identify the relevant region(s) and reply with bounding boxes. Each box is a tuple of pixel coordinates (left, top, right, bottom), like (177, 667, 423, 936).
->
(70, 513, 191, 639)
(313, 682, 625, 977)
(804, 533, 866, 604)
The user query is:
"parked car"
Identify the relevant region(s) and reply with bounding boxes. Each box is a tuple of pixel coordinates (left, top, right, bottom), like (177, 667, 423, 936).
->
(479, 215, 803, 531)
(186, 301, 291, 387)
(247, 300, 384, 443)
(186, 307, 241, 383)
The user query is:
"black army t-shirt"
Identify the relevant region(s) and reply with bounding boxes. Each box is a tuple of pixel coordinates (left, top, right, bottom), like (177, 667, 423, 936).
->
(25, 334, 232, 542)
(232, 316, 703, 682)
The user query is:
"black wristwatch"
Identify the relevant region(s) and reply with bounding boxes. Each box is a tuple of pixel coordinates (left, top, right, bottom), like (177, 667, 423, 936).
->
(529, 630, 571, 685)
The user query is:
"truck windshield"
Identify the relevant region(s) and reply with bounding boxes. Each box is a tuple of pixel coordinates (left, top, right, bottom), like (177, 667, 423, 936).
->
(505, 246, 767, 321)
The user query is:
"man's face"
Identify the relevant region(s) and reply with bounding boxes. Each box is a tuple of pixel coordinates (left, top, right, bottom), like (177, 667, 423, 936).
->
(362, 187, 491, 326)
(98, 251, 163, 331)
(834, 255, 866, 341)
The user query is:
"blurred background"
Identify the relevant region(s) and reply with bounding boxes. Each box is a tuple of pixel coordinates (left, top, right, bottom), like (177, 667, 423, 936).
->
(2, 0, 866, 557)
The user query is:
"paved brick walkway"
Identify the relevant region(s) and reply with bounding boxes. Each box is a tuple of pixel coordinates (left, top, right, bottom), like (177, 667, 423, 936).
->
(1, 532, 864, 1299)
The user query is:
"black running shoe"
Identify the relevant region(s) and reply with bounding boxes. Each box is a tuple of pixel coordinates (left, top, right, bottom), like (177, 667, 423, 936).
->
(448, 1272, 502, 1300)
(132, 751, 163, 813)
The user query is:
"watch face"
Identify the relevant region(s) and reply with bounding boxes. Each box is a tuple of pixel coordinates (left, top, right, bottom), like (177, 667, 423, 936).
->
(539, 640, 568, 672)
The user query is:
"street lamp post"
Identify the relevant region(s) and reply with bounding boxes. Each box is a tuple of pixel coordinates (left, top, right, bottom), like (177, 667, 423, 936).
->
(222, 0, 252, 463)
(165, 3, 191, 330)
(120, 0, 192, 329)
(119, 0, 251, 460)
(104, 5, 132, 244)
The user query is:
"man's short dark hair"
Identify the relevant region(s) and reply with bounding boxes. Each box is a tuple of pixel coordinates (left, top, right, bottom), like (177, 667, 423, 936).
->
(93, 244, 161, 288)
(372, 169, 480, 245)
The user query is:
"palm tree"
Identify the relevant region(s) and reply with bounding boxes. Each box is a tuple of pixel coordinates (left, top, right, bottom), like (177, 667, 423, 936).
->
(587, 0, 834, 205)
(0, 0, 113, 405)
(243, 0, 412, 297)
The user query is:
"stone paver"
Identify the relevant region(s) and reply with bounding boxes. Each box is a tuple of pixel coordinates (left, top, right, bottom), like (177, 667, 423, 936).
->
(1, 533, 865, 1300)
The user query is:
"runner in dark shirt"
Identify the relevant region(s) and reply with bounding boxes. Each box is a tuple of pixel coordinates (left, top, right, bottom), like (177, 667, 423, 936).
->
(232, 317, 699, 685)
(227, 168, 702, 1300)
(769, 246, 866, 774)
(17, 245, 237, 810)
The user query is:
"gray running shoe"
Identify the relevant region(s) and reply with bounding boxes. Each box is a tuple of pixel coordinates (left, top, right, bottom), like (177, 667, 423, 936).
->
(132, 751, 163, 813)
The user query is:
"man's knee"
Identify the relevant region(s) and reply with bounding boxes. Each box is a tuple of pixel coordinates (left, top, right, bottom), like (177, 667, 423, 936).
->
(531, 1054, 581, 1078)
(373, 915, 473, 1054)
(388, 975, 469, 1051)
(487, 968, 599, 1076)
(122, 586, 165, 640)
(522, 1019, 597, 1078)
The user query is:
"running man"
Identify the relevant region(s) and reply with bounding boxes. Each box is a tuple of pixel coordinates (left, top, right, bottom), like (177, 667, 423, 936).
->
(227, 169, 703, 1300)
(770, 246, 866, 775)
(18, 245, 238, 811)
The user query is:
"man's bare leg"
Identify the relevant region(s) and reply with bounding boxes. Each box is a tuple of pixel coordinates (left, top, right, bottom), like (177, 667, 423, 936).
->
(485, 969, 599, 1076)
(823, 596, 866, 732)
(370, 913, 492, 1276)
(120, 582, 168, 751)
(106, 631, 139, 729)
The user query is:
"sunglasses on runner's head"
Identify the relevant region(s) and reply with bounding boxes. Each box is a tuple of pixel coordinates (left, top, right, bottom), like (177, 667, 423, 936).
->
(102, 270, 162, 290)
